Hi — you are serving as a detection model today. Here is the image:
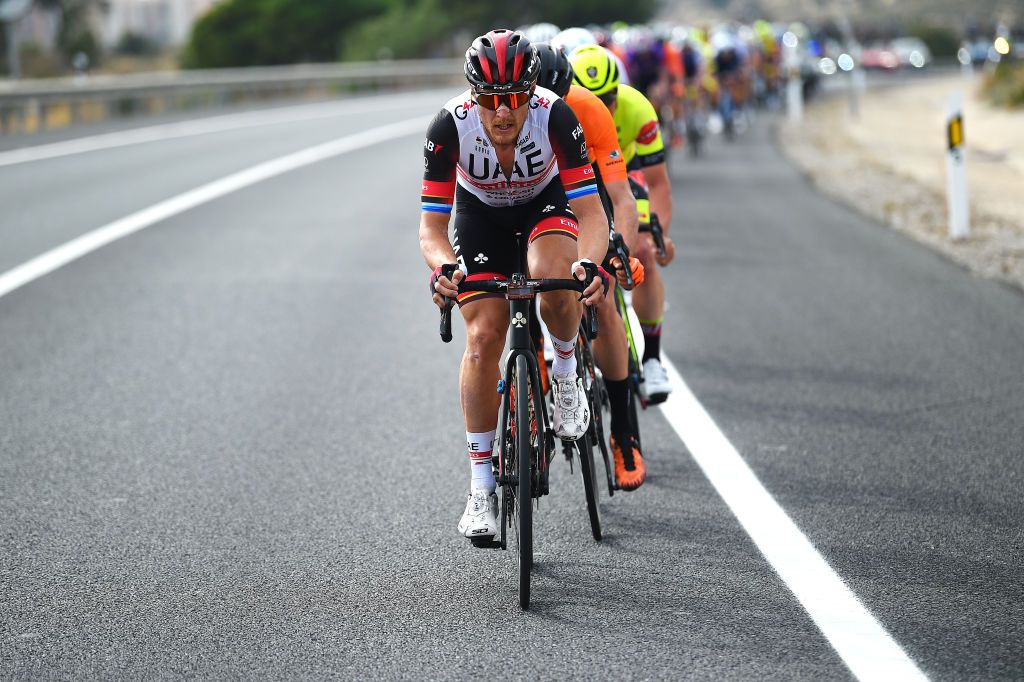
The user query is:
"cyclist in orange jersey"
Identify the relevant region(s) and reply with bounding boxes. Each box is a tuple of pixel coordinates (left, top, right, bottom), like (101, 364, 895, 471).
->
(536, 43, 648, 491)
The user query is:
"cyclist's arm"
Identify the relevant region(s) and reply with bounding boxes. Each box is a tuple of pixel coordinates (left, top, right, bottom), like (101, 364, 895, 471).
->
(605, 178, 638, 250)
(632, 108, 673, 236)
(641, 162, 672, 235)
(548, 99, 609, 300)
(575, 88, 638, 250)
(419, 109, 462, 295)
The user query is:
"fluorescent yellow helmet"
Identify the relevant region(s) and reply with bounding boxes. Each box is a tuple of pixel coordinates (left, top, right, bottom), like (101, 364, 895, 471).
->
(568, 44, 619, 97)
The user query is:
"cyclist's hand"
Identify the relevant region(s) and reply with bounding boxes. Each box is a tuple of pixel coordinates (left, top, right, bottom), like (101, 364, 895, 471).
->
(430, 265, 464, 308)
(610, 256, 645, 290)
(572, 259, 610, 307)
(655, 235, 676, 267)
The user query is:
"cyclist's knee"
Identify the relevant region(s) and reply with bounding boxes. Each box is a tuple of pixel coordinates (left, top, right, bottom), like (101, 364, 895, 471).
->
(634, 236, 656, 263)
(465, 325, 505, 361)
(539, 289, 579, 320)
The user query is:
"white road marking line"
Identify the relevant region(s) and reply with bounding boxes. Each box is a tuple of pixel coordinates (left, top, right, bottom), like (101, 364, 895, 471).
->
(0, 92, 436, 167)
(658, 355, 928, 681)
(0, 117, 424, 300)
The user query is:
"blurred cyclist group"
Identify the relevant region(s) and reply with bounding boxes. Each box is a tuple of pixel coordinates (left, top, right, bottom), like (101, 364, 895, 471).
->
(525, 20, 796, 147)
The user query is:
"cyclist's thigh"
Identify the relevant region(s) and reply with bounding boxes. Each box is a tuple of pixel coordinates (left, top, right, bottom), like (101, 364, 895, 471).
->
(452, 190, 517, 307)
(523, 184, 579, 279)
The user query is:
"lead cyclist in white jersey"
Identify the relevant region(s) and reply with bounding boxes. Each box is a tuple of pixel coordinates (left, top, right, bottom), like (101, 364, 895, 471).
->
(419, 29, 611, 541)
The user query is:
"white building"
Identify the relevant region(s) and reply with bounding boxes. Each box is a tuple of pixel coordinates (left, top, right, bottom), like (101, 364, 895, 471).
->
(102, 0, 219, 47)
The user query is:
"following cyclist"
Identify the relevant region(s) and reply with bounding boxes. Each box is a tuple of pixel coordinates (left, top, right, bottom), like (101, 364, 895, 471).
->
(568, 44, 677, 405)
(420, 30, 611, 541)
(535, 43, 648, 490)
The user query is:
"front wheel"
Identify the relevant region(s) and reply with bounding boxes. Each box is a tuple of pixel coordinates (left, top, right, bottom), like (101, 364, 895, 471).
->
(514, 353, 534, 609)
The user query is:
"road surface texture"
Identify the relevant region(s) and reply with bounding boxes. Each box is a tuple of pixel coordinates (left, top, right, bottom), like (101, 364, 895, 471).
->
(2, 90, 1022, 679)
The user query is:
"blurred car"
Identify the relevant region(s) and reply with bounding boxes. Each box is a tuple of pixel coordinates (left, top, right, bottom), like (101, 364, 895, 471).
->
(891, 37, 931, 68)
(969, 39, 991, 64)
(860, 44, 899, 70)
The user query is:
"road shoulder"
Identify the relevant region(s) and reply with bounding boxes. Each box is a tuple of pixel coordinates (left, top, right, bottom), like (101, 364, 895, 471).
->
(777, 74, 1024, 293)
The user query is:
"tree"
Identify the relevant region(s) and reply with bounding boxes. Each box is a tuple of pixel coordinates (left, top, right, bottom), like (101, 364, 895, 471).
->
(184, 0, 384, 68)
(36, 0, 107, 68)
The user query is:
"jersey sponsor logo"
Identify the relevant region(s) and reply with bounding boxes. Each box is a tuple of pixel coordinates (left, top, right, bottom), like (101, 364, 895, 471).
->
(521, 141, 536, 153)
(466, 149, 546, 180)
(542, 204, 555, 212)
(637, 120, 660, 145)
(609, 149, 621, 159)
(531, 96, 552, 109)
(474, 136, 489, 147)
(454, 100, 476, 120)
(424, 139, 443, 154)
(571, 124, 584, 140)
(580, 142, 588, 156)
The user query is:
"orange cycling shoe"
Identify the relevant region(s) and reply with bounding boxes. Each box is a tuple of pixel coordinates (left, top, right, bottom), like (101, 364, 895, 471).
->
(611, 434, 646, 491)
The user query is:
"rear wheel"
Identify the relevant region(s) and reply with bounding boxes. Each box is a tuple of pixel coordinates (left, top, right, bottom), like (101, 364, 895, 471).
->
(575, 343, 603, 539)
(577, 436, 602, 541)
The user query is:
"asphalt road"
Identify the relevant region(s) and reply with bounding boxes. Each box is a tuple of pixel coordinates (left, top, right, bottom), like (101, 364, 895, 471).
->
(1, 92, 1022, 680)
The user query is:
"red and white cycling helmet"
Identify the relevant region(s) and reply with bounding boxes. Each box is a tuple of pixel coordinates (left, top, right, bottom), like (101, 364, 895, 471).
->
(464, 29, 541, 92)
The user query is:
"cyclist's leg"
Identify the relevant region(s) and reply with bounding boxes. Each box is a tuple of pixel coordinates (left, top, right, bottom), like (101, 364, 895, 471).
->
(525, 206, 582, 365)
(627, 174, 670, 405)
(529, 231, 582, 373)
(593, 272, 646, 489)
(627, 175, 665, 360)
(524, 193, 589, 440)
(452, 194, 516, 537)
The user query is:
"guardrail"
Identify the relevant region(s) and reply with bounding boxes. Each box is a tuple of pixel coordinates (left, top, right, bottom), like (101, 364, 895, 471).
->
(0, 59, 465, 135)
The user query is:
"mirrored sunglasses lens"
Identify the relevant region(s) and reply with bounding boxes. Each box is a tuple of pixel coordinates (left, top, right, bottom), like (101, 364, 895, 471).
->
(475, 93, 500, 110)
(507, 92, 530, 108)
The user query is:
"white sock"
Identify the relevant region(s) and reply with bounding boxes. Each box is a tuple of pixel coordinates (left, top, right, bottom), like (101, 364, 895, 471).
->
(550, 333, 577, 378)
(467, 430, 496, 493)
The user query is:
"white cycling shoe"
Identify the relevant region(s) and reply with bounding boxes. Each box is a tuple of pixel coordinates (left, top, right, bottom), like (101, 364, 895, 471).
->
(551, 371, 589, 441)
(640, 358, 673, 405)
(457, 490, 498, 539)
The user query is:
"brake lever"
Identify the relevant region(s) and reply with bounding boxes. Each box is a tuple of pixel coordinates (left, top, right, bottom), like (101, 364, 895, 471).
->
(438, 263, 458, 343)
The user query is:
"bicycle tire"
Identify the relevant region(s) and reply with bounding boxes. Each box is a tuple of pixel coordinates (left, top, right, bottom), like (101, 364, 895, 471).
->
(627, 353, 644, 454)
(577, 436, 602, 541)
(514, 353, 533, 609)
(590, 374, 615, 497)
(574, 344, 603, 540)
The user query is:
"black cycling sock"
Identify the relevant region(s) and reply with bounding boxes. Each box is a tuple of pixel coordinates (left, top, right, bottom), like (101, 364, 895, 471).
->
(605, 378, 632, 444)
(642, 333, 661, 363)
(640, 317, 662, 363)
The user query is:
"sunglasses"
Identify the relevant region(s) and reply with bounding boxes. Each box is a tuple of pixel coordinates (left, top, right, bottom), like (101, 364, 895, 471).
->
(473, 90, 533, 110)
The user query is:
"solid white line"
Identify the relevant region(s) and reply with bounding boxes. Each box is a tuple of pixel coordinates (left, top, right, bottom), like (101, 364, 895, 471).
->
(658, 355, 928, 681)
(0, 117, 425, 300)
(0, 92, 438, 168)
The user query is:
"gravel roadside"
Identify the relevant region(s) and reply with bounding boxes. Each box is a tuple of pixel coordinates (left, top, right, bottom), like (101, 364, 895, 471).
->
(778, 73, 1024, 292)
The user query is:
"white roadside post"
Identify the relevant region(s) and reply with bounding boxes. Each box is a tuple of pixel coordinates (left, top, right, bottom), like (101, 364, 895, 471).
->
(945, 94, 969, 240)
(783, 31, 802, 122)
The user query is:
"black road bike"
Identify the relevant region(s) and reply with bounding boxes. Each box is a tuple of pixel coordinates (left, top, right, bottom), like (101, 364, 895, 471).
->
(438, 240, 599, 610)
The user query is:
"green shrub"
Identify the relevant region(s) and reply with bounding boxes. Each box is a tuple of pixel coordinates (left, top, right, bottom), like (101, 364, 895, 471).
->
(908, 24, 960, 59)
(982, 60, 1024, 108)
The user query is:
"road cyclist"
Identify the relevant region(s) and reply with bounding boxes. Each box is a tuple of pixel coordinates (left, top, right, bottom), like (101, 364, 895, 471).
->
(419, 29, 611, 543)
(534, 42, 649, 491)
(568, 44, 677, 406)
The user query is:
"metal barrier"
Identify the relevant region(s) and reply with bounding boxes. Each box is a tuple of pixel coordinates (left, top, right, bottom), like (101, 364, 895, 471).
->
(0, 59, 464, 134)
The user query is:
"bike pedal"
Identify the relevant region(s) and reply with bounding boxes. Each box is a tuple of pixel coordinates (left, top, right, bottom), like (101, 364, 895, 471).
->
(470, 537, 503, 550)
